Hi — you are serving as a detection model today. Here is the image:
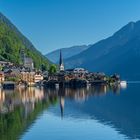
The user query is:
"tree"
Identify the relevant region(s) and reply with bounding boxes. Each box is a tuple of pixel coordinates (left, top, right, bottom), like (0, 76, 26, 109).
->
(49, 64, 57, 74)
(41, 64, 46, 72)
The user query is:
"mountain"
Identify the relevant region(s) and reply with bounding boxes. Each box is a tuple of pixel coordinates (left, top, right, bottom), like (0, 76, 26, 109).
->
(65, 21, 140, 80)
(45, 45, 89, 63)
(0, 12, 50, 69)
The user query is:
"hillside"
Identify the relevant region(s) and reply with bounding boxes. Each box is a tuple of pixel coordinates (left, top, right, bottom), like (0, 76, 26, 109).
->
(65, 21, 140, 80)
(45, 45, 89, 63)
(0, 12, 50, 69)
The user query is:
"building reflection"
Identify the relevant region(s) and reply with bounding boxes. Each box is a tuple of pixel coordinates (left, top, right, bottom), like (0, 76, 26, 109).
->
(0, 84, 125, 116)
(21, 87, 44, 118)
(56, 84, 123, 118)
(0, 87, 45, 115)
(0, 83, 132, 140)
(58, 88, 65, 119)
(0, 84, 127, 140)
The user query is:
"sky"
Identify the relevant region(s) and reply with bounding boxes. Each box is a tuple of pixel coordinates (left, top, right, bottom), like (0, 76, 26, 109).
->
(0, 0, 140, 54)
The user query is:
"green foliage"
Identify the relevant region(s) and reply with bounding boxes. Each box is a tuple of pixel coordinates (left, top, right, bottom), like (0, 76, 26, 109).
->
(5, 77, 20, 82)
(0, 65, 3, 71)
(41, 64, 47, 72)
(0, 94, 58, 140)
(49, 64, 57, 74)
(0, 13, 51, 69)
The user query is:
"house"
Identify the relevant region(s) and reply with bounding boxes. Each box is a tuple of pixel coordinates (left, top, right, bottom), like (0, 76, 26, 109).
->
(48, 73, 59, 81)
(73, 68, 88, 74)
(0, 72, 4, 83)
(34, 74, 43, 83)
(20, 71, 35, 86)
(3, 68, 20, 82)
(42, 71, 48, 79)
(0, 61, 13, 67)
(20, 71, 44, 85)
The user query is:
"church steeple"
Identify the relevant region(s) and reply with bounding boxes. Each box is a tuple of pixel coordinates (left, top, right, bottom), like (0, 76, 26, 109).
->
(59, 50, 64, 71)
(59, 50, 63, 65)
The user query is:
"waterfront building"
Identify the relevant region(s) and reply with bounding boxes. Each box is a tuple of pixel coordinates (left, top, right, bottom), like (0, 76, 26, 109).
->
(4, 68, 20, 82)
(48, 73, 58, 81)
(34, 74, 43, 83)
(20, 71, 44, 85)
(20, 71, 35, 85)
(42, 71, 48, 79)
(0, 72, 5, 83)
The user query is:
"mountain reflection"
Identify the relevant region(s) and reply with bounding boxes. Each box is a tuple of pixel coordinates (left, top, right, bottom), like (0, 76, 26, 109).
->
(0, 85, 128, 140)
(0, 85, 122, 116)
(0, 87, 58, 140)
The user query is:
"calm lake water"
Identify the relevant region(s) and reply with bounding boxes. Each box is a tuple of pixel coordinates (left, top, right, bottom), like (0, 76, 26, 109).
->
(0, 83, 140, 140)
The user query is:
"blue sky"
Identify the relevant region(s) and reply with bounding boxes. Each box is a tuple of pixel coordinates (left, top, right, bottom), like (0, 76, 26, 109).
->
(0, 0, 140, 54)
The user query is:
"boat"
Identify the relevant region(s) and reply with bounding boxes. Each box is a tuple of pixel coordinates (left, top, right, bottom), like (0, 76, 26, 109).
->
(120, 81, 127, 88)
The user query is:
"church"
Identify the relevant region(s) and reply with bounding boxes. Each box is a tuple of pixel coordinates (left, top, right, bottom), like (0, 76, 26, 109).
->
(59, 50, 65, 72)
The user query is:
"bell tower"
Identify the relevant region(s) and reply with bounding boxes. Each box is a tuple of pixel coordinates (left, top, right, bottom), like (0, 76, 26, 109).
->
(59, 50, 64, 71)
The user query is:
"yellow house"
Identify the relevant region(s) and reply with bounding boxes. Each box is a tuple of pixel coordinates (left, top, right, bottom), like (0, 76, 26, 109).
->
(20, 72, 43, 85)
(20, 71, 35, 86)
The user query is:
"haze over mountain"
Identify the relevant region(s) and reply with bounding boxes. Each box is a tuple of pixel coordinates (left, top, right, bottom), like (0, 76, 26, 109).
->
(65, 21, 140, 80)
(0, 12, 50, 68)
(45, 45, 89, 63)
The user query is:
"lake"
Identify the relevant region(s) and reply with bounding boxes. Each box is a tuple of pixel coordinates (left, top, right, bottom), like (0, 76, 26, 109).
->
(0, 83, 140, 140)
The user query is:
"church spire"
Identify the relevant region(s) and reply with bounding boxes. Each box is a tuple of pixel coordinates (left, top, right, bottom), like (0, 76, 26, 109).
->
(59, 50, 64, 71)
(59, 50, 63, 65)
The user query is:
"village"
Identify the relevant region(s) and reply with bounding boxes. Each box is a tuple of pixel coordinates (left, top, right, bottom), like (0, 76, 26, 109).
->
(0, 50, 121, 89)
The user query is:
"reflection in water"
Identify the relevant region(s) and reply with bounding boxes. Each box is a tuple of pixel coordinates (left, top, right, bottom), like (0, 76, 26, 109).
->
(0, 88, 44, 114)
(0, 84, 131, 140)
(58, 84, 122, 103)
(0, 87, 58, 140)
